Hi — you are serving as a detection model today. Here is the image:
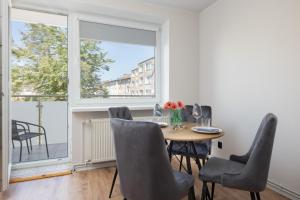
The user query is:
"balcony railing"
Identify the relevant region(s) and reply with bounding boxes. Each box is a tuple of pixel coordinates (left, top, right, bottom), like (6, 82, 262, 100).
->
(11, 94, 68, 145)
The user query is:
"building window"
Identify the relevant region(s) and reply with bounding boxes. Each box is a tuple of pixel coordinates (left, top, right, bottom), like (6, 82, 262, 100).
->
(79, 20, 157, 99)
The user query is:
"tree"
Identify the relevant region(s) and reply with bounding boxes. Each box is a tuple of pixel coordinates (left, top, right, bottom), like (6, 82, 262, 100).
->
(12, 23, 113, 101)
(80, 40, 113, 98)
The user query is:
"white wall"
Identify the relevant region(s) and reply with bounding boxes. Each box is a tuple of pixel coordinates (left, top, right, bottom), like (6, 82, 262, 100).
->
(199, 0, 300, 195)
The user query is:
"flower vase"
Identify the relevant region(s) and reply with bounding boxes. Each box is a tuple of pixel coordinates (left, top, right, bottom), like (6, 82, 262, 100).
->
(170, 109, 183, 129)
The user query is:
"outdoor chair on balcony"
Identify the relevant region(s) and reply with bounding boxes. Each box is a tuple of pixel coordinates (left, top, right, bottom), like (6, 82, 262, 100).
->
(12, 120, 49, 162)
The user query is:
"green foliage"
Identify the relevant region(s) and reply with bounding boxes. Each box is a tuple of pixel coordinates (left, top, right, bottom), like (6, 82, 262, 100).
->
(12, 23, 113, 101)
(80, 40, 113, 98)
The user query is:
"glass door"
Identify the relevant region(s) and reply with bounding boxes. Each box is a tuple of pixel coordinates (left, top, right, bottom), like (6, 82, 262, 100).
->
(10, 9, 68, 164)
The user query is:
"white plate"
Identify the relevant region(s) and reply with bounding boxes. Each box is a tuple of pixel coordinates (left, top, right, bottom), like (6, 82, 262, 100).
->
(191, 126, 222, 134)
(156, 122, 168, 128)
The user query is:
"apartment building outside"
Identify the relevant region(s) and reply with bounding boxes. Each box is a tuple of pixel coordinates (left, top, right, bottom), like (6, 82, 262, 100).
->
(103, 57, 155, 97)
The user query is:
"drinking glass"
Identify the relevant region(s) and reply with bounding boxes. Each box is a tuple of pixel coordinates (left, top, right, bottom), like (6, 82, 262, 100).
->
(202, 118, 211, 127)
(153, 104, 163, 122)
(192, 106, 201, 125)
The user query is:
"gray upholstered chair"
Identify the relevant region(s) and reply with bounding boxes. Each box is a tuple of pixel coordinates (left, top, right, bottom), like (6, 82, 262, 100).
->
(181, 105, 196, 123)
(168, 105, 212, 172)
(108, 107, 133, 198)
(199, 113, 277, 200)
(108, 107, 133, 120)
(111, 118, 195, 200)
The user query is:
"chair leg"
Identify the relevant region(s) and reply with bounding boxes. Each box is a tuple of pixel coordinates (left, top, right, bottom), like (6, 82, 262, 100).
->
(19, 141, 22, 162)
(211, 182, 215, 200)
(25, 139, 30, 154)
(202, 158, 206, 165)
(179, 155, 183, 171)
(188, 187, 196, 200)
(250, 192, 256, 200)
(205, 182, 211, 200)
(168, 141, 173, 162)
(109, 168, 118, 198)
(201, 181, 207, 200)
(44, 135, 49, 158)
(30, 138, 33, 150)
(190, 142, 202, 171)
(256, 192, 261, 200)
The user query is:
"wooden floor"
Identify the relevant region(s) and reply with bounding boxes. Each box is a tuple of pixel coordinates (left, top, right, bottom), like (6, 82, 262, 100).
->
(0, 160, 289, 200)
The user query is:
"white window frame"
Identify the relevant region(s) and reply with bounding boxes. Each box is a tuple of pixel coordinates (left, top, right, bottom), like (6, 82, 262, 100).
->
(69, 13, 161, 108)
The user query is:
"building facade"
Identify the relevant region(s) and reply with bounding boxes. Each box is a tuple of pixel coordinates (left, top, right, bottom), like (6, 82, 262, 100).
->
(103, 57, 155, 97)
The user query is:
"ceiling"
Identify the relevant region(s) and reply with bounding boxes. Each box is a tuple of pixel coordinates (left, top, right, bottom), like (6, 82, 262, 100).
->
(135, 0, 218, 11)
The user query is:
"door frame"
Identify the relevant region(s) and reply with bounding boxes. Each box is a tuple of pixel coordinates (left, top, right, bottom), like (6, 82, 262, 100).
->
(1, 0, 12, 191)
(9, 8, 71, 169)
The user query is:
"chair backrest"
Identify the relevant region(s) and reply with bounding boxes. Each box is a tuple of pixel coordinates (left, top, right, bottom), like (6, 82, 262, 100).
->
(11, 120, 19, 138)
(236, 113, 277, 191)
(181, 105, 195, 122)
(195, 104, 212, 124)
(108, 107, 133, 120)
(111, 119, 180, 200)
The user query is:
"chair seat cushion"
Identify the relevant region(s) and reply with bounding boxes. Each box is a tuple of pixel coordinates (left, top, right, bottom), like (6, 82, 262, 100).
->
(169, 141, 210, 158)
(199, 157, 245, 184)
(173, 171, 194, 198)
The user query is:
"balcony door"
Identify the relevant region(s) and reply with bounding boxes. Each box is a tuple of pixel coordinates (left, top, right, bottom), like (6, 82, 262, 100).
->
(1, 0, 12, 191)
(10, 9, 68, 165)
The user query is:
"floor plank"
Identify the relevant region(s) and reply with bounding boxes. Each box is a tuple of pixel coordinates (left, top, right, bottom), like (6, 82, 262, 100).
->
(0, 159, 290, 200)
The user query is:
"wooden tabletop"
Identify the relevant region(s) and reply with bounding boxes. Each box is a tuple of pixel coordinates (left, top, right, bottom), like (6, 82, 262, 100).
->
(162, 123, 224, 142)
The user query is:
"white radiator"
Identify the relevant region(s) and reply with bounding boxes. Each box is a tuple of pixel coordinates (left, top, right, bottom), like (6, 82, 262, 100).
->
(82, 116, 169, 163)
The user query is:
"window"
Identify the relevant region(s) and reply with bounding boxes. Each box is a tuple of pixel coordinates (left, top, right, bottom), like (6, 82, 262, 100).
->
(146, 64, 152, 71)
(79, 20, 157, 100)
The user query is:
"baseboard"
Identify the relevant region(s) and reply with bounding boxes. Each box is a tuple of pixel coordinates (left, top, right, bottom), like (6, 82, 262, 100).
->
(268, 180, 300, 200)
(10, 170, 72, 184)
(73, 161, 116, 172)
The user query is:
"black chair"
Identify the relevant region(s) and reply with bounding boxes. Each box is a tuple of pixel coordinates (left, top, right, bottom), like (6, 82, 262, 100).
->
(111, 118, 195, 200)
(199, 113, 277, 200)
(12, 120, 49, 162)
(168, 105, 212, 172)
(108, 107, 133, 198)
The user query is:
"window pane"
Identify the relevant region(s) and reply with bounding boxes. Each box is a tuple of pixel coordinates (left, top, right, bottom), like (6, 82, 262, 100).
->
(80, 21, 156, 99)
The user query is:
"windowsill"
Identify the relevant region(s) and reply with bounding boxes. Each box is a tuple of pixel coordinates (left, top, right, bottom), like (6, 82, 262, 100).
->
(71, 105, 155, 112)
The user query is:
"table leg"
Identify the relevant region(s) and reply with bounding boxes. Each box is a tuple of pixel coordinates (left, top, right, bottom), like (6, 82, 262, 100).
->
(190, 142, 202, 171)
(168, 141, 173, 162)
(185, 143, 196, 200)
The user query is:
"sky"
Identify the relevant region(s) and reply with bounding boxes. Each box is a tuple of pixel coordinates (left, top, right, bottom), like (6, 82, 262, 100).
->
(100, 41, 154, 81)
(11, 21, 155, 81)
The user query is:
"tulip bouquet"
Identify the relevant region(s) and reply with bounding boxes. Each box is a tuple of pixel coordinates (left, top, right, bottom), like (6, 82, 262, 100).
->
(164, 101, 184, 129)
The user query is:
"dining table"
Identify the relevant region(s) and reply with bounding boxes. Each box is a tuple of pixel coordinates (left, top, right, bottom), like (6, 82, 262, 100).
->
(161, 122, 224, 200)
